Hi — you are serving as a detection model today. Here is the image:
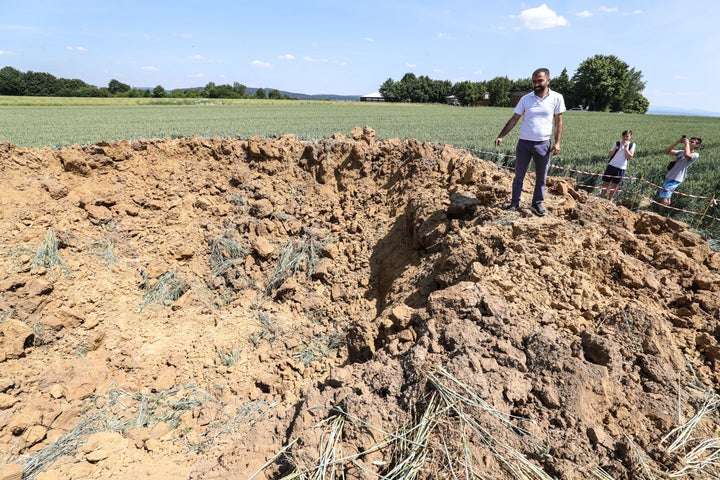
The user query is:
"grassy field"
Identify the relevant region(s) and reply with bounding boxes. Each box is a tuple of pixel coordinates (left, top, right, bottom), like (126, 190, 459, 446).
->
(1, 96, 718, 236)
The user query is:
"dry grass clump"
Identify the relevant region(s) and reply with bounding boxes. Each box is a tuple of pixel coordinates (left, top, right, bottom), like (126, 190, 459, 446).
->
(18, 413, 103, 480)
(209, 235, 247, 278)
(294, 329, 346, 367)
(217, 346, 243, 366)
(249, 311, 282, 348)
(266, 233, 324, 295)
(17, 384, 276, 479)
(208, 235, 251, 305)
(30, 229, 70, 275)
(90, 237, 118, 267)
(138, 270, 189, 312)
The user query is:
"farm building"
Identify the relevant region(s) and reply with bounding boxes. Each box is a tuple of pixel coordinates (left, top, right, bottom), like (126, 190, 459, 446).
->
(360, 91, 384, 102)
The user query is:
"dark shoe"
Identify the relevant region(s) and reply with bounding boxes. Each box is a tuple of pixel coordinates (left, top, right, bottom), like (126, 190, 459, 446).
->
(505, 203, 520, 212)
(530, 203, 547, 216)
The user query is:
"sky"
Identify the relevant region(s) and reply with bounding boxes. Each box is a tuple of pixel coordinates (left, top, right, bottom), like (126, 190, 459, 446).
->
(1, 1, 719, 114)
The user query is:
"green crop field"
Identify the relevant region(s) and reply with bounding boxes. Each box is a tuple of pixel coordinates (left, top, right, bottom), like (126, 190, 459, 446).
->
(1, 96, 718, 239)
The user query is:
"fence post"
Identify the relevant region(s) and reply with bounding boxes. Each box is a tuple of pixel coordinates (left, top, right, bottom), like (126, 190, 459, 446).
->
(697, 196, 716, 230)
(630, 173, 643, 211)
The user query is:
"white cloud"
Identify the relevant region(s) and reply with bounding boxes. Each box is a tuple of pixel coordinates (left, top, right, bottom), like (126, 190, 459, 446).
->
(516, 4, 568, 30)
(0, 50, 18, 56)
(363, 37, 375, 43)
(66, 46, 88, 52)
(597, 6, 641, 16)
(187, 54, 206, 61)
(141, 66, 159, 72)
(278, 54, 295, 60)
(406, 62, 416, 68)
(577, 10, 592, 18)
(303, 56, 328, 63)
(437, 32, 453, 40)
(251, 60, 272, 68)
(187, 73, 205, 79)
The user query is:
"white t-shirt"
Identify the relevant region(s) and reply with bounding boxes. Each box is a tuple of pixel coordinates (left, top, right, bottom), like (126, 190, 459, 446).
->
(514, 89, 566, 141)
(608, 141, 636, 170)
(666, 150, 699, 182)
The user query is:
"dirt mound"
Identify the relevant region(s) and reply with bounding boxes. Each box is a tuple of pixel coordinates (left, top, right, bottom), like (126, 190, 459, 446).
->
(1, 127, 719, 480)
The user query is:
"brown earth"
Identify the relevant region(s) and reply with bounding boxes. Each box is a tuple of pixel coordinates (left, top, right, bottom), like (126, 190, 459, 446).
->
(1, 127, 719, 480)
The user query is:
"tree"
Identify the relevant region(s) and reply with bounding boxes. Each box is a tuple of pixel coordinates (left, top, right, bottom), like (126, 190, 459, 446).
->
(512, 77, 532, 92)
(0, 66, 25, 95)
(627, 93, 650, 114)
(452, 81, 477, 105)
(398, 73, 419, 102)
(207, 84, 239, 98)
(268, 89, 284, 100)
(253, 88, 266, 99)
(551, 68, 574, 106)
(379, 78, 400, 102)
(622, 68, 648, 113)
(108, 79, 131, 95)
(487, 76, 512, 107)
(430, 79, 453, 103)
(377, 73, 451, 104)
(572, 55, 644, 112)
(57, 78, 97, 97)
(152, 85, 166, 98)
(232, 82, 247, 97)
(23, 71, 58, 96)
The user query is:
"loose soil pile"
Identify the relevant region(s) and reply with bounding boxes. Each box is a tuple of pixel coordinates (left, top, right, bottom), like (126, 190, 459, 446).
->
(1, 127, 719, 480)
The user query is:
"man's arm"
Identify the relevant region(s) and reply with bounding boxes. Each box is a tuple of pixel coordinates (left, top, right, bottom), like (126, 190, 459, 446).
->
(552, 113, 563, 155)
(665, 137, 687, 156)
(495, 113, 521, 147)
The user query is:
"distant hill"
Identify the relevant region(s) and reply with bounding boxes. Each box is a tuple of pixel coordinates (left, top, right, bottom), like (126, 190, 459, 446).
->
(648, 105, 720, 117)
(165, 86, 361, 102)
(252, 88, 360, 102)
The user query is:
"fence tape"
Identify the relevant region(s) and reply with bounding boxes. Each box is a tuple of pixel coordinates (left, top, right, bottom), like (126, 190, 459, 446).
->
(468, 148, 720, 225)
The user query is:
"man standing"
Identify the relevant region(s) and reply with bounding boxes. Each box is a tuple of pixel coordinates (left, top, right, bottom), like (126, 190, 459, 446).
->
(495, 68, 566, 216)
(658, 136, 701, 213)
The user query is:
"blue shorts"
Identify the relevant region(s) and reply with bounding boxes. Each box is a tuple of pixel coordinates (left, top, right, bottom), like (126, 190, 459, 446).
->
(659, 179, 681, 199)
(602, 165, 625, 184)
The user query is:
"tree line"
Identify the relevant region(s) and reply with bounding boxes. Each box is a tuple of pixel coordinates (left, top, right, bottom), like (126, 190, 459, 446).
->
(380, 54, 649, 113)
(0, 66, 291, 100)
(0, 54, 649, 112)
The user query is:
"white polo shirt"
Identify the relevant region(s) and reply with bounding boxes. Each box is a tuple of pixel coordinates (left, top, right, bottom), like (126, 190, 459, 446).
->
(514, 89, 566, 141)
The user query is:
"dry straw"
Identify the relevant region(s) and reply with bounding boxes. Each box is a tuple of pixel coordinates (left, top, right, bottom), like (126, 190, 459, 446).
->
(266, 233, 323, 295)
(30, 229, 70, 275)
(252, 364, 553, 480)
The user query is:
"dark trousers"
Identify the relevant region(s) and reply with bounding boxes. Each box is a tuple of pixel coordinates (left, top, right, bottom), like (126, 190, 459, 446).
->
(512, 139, 551, 206)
